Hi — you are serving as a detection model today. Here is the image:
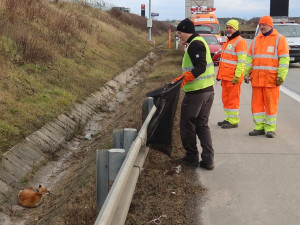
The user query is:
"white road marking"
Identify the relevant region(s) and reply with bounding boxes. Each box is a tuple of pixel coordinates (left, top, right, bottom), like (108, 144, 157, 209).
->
(280, 85, 300, 102)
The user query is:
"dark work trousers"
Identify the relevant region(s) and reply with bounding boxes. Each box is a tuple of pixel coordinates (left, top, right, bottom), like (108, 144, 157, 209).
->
(180, 91, 214, 164)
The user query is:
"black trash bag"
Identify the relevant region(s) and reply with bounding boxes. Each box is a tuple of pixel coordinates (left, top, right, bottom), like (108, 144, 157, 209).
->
(146, 77, 183, 156)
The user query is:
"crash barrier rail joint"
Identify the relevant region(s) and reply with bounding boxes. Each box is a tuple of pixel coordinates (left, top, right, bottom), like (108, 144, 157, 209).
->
(94, 97, 155, 225)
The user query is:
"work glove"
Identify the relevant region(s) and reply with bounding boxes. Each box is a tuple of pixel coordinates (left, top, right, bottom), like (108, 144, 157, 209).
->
(232, 76, 240, 85)
(244, 74, 250, 84)
(172, 71, 195, 87)
(276, 77, 283, 86)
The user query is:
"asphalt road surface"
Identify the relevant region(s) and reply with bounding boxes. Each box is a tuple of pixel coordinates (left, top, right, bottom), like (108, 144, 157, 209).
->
(196, 58, 300, 225)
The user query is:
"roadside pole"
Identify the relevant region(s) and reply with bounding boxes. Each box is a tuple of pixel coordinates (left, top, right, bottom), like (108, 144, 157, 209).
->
(168, 29, 171, 49)
(147, 0, 152, 41)
(175, 33, 179, 50)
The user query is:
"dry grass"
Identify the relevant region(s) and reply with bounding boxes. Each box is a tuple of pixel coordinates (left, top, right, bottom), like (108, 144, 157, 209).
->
(0, 0, 174, 154)
(126, 149, 205, 225)
(62, 183, 97, 225)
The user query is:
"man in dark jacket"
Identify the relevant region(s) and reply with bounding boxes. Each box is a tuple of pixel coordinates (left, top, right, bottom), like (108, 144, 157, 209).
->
(173, 18, 215, 170)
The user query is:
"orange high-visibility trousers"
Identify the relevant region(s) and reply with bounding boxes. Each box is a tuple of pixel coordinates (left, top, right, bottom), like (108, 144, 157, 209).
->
(221, 80, 241, 124)
(251, 86, 280, 132)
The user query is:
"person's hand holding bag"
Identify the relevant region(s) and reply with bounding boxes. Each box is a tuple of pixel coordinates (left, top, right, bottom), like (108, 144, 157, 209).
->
(172, 71, 195, 87)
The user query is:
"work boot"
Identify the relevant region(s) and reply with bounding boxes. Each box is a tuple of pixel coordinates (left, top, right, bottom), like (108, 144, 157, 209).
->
(266, 131, 276, 138)
(175, 157, 199, 167)
(249, 129, 265, 136)
(221, 123, 238, 129)
(199, 161, 214, 170)
(217, 120, 228, 126)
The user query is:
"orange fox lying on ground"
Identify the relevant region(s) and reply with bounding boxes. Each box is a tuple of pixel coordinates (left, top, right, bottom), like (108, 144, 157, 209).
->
(18, 185, 51, 208)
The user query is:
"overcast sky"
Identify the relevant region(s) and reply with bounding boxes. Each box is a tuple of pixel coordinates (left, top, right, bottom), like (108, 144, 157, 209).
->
(105, 0, 300, 21)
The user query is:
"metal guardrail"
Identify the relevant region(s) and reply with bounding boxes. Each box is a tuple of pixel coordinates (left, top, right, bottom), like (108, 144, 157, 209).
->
(94, 98, 156, 225)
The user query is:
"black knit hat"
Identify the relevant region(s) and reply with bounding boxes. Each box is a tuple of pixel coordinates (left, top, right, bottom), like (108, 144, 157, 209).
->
(177, 18, 195, 34)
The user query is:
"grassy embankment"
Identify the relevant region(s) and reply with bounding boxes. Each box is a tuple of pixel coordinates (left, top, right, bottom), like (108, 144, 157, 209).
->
(0, 0, 172, 155)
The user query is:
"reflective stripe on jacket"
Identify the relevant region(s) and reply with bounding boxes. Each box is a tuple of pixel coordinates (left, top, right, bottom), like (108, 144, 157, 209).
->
(245, 29, 290, 87)
(217, 35, 247, 81)
(182, 36, 215, 92)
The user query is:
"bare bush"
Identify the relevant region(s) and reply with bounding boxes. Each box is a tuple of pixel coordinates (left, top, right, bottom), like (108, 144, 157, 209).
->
(109, 9, 146, 31)
(55, 11, 77, 35)
(12, 28, 53, 63)
(23, 0, 42, 21)
(75, 13, 94, 34)
(4, 0, 46, 22)
(108, 9, 174, 35)
(4, 0, 18, 23)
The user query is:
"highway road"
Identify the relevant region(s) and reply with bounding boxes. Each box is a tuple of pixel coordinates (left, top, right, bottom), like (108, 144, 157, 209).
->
(195, 53, 300, 224)
(283, 62, 300, 96)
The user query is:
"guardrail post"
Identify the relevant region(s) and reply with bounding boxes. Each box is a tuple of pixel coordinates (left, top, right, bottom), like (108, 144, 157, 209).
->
(94, 105, 157, 225)
(96, 149, 109, 211)
(97, 129, 137, 212)
(142, 97, 154, 122)
(123, 128, 137, 154)
(108, 149, 126, 182)
(113, 129, 137, 154)
(113, 129, 123, 149)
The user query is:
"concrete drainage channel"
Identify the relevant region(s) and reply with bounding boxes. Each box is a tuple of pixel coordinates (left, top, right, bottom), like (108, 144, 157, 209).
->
(0, 52, 157, 213)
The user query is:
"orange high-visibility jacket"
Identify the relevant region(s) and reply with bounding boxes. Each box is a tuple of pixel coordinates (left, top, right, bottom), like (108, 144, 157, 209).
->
(246, 29, 289, 87)
(217, 35, 247, 81)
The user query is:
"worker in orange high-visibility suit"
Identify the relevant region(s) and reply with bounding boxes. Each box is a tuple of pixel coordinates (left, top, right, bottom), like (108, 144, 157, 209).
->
(216, 19, 247, 129)
(244, 15, 289, 138)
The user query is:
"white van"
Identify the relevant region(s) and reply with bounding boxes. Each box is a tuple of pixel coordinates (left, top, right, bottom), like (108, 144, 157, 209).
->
(255, 18, 300, 63)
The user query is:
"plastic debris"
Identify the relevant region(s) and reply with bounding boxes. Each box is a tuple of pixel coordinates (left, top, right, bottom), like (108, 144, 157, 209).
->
(173, 165, 181, 174)
(146, 215, 167, 224)
(84, 133, 92, 140)
(164, 165, 182, 175)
